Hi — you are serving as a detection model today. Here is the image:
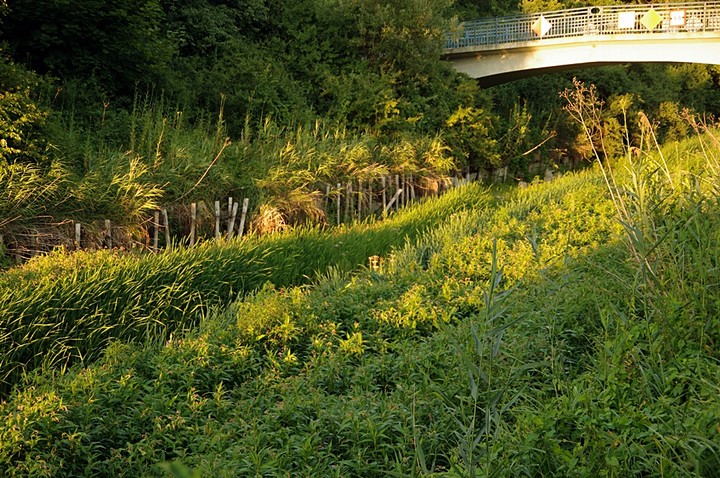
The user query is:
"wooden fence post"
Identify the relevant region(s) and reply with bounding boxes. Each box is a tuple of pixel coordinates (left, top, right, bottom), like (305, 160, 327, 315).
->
(336, 183, 341, 225)
(395, 175, 400, 210)
(381, 176, 387, 211)
(238, 198, 250, 238)
(74, 222, 81, 249)
(153, 210, 160, 252)
(162, 208, 170, 249)
(227, 201, 239, 239)
(214, 200, 221, 240)
(32, 230, 40, 257)
(368, 180, 373, 217)
(345, 182, 352, 223)
(104, 219, 112, 248)
(190, 203, 197, 247)
(226, 197, 233, 234)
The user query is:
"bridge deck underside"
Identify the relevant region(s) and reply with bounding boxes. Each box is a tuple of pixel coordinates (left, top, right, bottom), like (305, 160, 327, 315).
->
(446, 33, 720, 86)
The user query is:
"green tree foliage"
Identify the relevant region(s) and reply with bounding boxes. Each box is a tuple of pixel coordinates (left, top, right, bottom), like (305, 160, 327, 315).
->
(1, 0, 719, 245)
(160, 0, 268, 57)
(520, 0, 565, 14)
(178, 40, 313, 132)
(573, 63, 720, 148)
(157, 0, 295, 129)
(0, 89, 46, 164)
(452, 0, 519, 18)
(0, 54, 47, 165)
(445, 104, 499, 171)
(2, 0, 499, 148)
(2, 0, 171, 97)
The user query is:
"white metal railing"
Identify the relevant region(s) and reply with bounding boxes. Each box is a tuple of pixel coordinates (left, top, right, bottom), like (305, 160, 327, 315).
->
(446, 1, 720, 50)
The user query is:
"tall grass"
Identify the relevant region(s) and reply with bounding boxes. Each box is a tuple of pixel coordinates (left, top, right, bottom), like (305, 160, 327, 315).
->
(3, 95, 466, 262)
(1, 113, 718, 476)
(0, 159, 624, 477)
(0, 162, 69, 248)
(56, 93, 460, 216)
(0, 183, 489, 394)
(562, 80, 720, 351)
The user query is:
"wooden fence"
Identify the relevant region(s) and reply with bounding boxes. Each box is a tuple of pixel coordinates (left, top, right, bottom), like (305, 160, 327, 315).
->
(0, 173, 481, 265)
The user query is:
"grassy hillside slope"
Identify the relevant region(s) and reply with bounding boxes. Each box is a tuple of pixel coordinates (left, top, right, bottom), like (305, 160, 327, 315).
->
(1, 130, 719, 476)
(0, 184, 491, 394)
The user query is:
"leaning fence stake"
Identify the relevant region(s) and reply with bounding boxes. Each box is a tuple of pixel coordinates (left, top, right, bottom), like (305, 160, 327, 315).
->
(162, 208, 170, 249)
(74, 222, 81, 249)
(227, 201, 239, 239)
(214, 200, 221, 240)
(153, 210, 160, 252)
(190, 202, 197, 247)
(384, 188, 403, 213)
(238, 198, 249, 238)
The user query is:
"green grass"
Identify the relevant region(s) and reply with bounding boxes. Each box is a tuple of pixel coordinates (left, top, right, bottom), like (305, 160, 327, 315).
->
(3, 98, 463, 264)
(0, 183, 490, 394)
(0, 130, 719, 476)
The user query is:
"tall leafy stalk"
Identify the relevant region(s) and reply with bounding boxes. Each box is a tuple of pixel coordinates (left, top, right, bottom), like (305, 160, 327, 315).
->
(445, 239, 547, 477)
(562, 78, 720, 350)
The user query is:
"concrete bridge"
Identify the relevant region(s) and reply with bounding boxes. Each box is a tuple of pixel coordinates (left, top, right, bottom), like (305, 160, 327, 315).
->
(444, 1, 720, 86)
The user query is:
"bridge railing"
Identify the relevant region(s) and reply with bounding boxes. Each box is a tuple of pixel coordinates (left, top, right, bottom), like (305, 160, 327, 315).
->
(446, 1, 720, 50)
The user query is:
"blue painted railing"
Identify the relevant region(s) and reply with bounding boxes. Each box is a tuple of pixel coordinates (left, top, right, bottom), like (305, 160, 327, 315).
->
(446, 1, 720, 50)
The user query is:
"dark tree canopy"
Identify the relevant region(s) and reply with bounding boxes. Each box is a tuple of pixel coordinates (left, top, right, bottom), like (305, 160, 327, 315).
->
(0, 0, 717, 172)
(3, 0, 171, 95)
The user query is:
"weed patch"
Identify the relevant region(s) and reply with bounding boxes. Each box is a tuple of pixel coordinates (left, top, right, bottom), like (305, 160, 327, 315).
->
(2, 130, 720, 476)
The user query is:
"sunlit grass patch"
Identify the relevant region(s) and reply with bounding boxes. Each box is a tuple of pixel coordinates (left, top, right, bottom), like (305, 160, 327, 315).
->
(1, 129, 720, 476)
(0, 182, 490, 394)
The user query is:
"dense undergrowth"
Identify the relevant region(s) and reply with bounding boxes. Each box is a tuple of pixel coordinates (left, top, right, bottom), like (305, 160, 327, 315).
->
(0, 100, 466, 262)
(4, 5, 718, 263)
(0, 183, 491, 394)
(1, 127, 719, 476)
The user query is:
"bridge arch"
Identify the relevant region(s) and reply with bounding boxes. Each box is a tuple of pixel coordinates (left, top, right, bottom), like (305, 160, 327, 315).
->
(444, 2, 720, 86)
